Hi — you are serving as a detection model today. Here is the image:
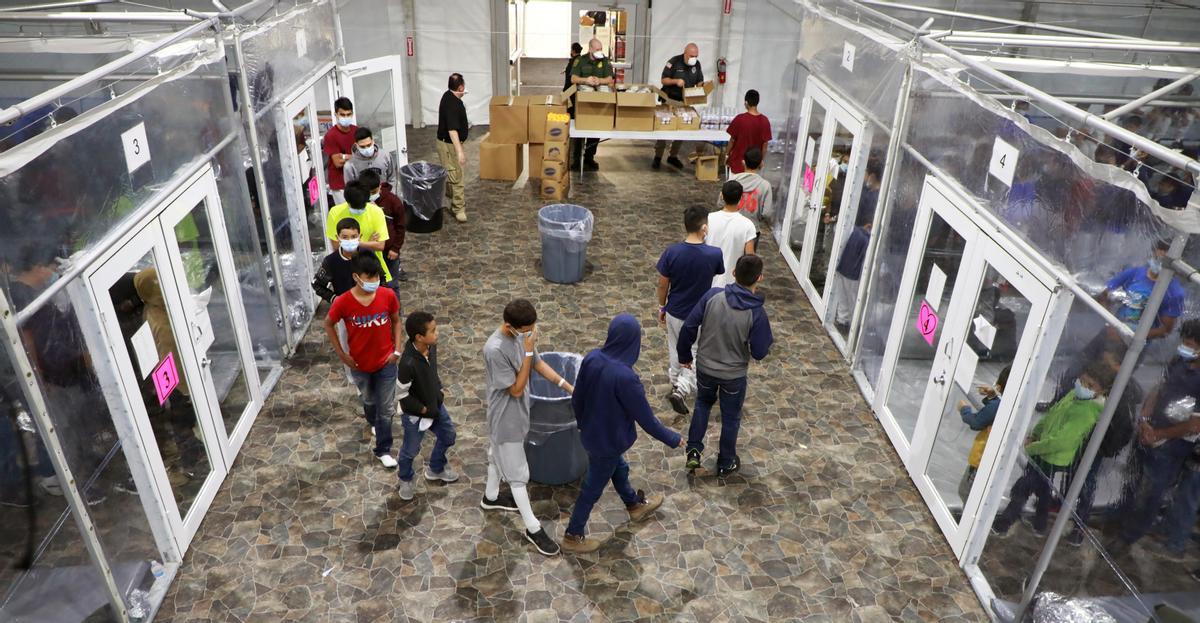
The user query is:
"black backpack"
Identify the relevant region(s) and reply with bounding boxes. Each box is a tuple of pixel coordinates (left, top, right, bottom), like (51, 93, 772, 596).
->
(1098, 382, 1142, 459)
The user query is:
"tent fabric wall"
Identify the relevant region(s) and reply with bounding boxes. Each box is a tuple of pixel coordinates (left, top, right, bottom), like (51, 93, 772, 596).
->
(413, 0, 493, 126)
(735, 0, 804, 124)
(524, 0, 571, 59)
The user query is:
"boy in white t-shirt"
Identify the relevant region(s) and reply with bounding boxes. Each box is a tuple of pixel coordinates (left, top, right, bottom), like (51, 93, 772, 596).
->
(706, 180, 758, 288)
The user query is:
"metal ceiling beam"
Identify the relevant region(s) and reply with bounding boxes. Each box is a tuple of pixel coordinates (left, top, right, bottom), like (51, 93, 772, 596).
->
(941, 33, 1200, 53)
(859, 0, 1153, 41)
(0, 0, 116, 12)
(1102, 68, 1200, 119)
(0, 10, 198, 22)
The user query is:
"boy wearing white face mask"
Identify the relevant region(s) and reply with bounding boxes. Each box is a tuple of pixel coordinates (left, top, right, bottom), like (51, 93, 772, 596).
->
(325, 181, 392, 284)
(344, 127, 395, 187)
(314, 218, 387, 385)
(991, 363, 1114, 536)
(324, 253, 404, 467)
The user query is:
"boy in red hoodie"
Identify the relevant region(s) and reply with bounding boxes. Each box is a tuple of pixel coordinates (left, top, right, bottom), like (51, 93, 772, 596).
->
(358, 170, 408, 289)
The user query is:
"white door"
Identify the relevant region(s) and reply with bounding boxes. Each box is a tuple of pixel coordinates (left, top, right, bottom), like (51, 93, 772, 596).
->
(873, 176, 1055, 556)
(340, 55, 410, 174)
(283, 88, 331, 269)
(779, 77, 869, 324)
(83, 169, 259, 552)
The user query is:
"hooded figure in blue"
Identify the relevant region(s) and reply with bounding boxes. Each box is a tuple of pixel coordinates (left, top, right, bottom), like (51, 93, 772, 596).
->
(561, 313, 682, 553)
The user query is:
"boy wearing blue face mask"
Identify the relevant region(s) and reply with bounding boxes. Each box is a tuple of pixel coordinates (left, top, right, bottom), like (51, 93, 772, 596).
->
(991, 363, 1114, 536)
(325, 181, 392, 284)
(324, 253, 404, 467)
(1096, 239, 1185, 339)
(343, 127, 395, 187)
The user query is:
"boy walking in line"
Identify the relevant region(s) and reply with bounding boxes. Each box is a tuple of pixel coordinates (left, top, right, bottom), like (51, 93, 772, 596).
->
(561, 313, 682, 554)
(323, 254, 403, 467)
(657, 206, 725, 415)
(325, 180, 393, 284)
(358, 169, 409, 286)
(706, 181, 758, 288)
(729, 147, 774, 229)
(313, 218, 385, 384)
(830, 214, 872, 335)
(395, 311, 458, 501)
(725, 89, 772, 175)
(481, 299, 576, 556)
(678, 255, 774, 476)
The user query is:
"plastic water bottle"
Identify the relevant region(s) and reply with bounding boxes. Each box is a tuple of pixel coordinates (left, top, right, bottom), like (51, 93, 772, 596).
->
(150, 560, 165, 581)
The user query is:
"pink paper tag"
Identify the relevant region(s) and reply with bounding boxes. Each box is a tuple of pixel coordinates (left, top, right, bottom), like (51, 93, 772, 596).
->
(307, 177, 320, 205)
(916, 300, 939, 346)
(153, 352, 180, 405)
(803, 167, 816, 193)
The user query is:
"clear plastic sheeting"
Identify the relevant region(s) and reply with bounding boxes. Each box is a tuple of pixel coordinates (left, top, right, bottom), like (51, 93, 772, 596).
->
(399, 162, 447, 221)
(537, 204, 595, 245)
(237, 0, 337, 114)
(527, 352, 581, 446)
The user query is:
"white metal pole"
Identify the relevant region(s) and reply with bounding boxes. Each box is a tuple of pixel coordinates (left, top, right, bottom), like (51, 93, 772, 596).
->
(941, 33, 1200, 54)
(1102, 69, 1200, 120)
(858, 0, 1152, 41)
(0, 0, 115, 12)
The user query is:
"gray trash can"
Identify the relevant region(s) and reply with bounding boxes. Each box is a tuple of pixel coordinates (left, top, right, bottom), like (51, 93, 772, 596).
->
(525, 352, 588, 485)
(537, 204, 594, 284)
(399, 162, 446, 234)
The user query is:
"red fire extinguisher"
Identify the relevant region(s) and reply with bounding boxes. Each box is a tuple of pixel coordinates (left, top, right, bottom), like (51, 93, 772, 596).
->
(717, 57, 727, 84)
(615, 68, 625, 84)
(614, 36, 626, 60)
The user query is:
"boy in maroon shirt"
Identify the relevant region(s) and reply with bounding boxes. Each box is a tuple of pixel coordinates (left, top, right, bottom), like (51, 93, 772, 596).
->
(322, 97, 357, 204)
(358, 170, 408, 287)
(324, 253, 404, 467)
(725, 90, 772, 175)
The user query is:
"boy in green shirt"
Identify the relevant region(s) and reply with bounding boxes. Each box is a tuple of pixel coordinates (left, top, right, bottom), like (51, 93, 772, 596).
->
(991, 363, 1116, 536)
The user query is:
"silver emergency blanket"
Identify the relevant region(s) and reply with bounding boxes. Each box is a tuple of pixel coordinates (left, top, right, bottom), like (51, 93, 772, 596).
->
(1032, 591, 1117, 623)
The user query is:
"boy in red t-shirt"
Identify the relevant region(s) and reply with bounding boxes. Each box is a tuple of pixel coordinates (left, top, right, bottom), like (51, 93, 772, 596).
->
(324, 253, 404, 467)
(725, 89, 773, 175)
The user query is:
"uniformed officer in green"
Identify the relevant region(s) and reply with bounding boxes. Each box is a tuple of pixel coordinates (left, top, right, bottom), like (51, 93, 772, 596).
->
(571, 37, 615, 171)
(654, 42, 707, 170)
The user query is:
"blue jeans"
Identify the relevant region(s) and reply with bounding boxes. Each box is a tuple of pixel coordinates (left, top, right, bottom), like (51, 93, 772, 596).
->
(397, 404, 457, 482)
(687, 372, 748, 469)
(350, 362, 397, 456)
(994, 457, 1067, 533)
(1120, 439, 1194, 544)
(1164, 466, 1200, 552)
(566, 454, 641, 537)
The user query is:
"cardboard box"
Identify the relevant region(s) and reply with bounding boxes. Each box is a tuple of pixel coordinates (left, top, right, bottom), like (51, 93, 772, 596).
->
(575, 91, 616, 131)
(528, 92, 570, 143)
(683, 82, 714, 106)
(489, 96, 529, 144)
(654, 105, 678, 131)
(615, 91, 657, 132)
(695, 155, 719, 181)
(541, 175, 570, 201)
(541, 159, 568, 181)
(479, 133, 524, 181)
(675, 106, 701, 130)
(543, 139, 570, 165)
(529, 143, 544, 180)
(545, 111, 571, 142)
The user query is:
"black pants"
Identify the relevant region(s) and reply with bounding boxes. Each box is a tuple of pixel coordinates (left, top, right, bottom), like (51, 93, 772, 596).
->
(572, 138, 599, 163)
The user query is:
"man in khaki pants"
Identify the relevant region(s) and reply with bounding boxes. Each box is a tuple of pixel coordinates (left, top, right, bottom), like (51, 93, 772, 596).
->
(436, 73, 469, 222)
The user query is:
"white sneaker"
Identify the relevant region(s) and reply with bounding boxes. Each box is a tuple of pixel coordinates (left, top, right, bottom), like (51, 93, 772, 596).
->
(38, 476, 63, 497)
(377, 454, 398, 468)
(397, 479, 414, 501)
(425, 466, 459, 482)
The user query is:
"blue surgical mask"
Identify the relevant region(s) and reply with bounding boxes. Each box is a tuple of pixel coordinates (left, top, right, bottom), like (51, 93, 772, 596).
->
(337, 117, 352, 128)
(1180, 345, 1199, 361)
(839, 162, 848, 174)
(369, 192, 381, 202)
(1074, 379, 1096, 400)
(356, 144, 376, 158)
(348, 207, 365, 216)
(359, 279, 380, 293)
(340, 238, 360, 252)
(1149, 258, 1163, 274)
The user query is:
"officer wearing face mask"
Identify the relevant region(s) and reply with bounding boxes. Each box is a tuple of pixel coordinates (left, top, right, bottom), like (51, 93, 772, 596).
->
(571, 38, 614, 171)
(654, 42, 709, 170)
(344, 127, 395, 188)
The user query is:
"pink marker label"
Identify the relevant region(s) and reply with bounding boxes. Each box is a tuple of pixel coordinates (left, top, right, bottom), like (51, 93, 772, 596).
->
(803, 167, 816, 193)
(152, 352, 180, 405)
(916, 300, 939, 346)
(307, 177, 320, 205)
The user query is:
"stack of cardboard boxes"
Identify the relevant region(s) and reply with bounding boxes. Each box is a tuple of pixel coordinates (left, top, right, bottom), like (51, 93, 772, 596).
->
(479, 96, 526, 182)
(540, 110, 571, 200)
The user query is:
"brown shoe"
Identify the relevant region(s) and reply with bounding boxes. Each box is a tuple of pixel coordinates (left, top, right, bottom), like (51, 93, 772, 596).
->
(454, 212, 467, 223)
(561, 533, 601, 554)
(627, 490, 663, 522)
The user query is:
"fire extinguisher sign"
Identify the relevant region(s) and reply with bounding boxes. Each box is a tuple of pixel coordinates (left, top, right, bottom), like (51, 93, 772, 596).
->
(406, 36, 415, 57)
(723, 0, 732, 14)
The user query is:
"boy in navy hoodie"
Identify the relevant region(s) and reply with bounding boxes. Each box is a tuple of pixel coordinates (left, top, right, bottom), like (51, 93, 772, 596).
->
(678, 254, 774, 476)
(561, 313, 682, 553)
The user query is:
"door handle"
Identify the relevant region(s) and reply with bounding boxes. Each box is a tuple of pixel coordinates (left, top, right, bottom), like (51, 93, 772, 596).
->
(200, 357, 212, 367)
(933, 373, 946, 385)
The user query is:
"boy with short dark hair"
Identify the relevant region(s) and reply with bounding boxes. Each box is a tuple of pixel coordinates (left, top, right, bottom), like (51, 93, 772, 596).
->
(706, 181, 757, 288)
(357, 169, 408, 285)
(657, 206, 725, 415)
(344, 126, 395, 186)
(322, 96, 356, 204)
(325, 180, 392, 284)
(324, 253, 403, 467)
(678, 254, 774, 476)
(725, 89, 772, 174)
(394, 311, 458, 501)
(312, 218, 372, 303)
(729, 147, 774, 227)
(830, 214, 872, 334)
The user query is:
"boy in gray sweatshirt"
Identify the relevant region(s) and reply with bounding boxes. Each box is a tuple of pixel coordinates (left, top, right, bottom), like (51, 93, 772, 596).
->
(344, 126, 395, 187)
(728, 147, 774, 226)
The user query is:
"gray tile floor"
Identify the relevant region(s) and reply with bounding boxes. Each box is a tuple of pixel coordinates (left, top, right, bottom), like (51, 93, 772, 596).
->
(157, 127, 987, 622)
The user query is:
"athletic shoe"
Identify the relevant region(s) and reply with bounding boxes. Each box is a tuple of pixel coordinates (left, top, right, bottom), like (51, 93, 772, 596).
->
(525, 528, 561, 556)
(627, 490, 664, 522)
(716, 456, 741, 477)
(480, 491, 519, 512)
(114, 479, 138, 495)
(0, 490, 31, 508)
(651, 157, 662, 170)
(583, 160, 600, 172)
(377, 454, 398, 469)
(1020, 515, 1047, 537)
(425, 466, 459, 483)
(666, 156, 684, 169)
(685, 449, 701, 471)
(37, 476, 63, 497)
(561, 533, 601, 554)
(1189, 568, 1200, 583)
(454, 212, 468, 223)
(668, 390, 689, 415)
(84, 488, 107, 506)
(395, 269, 409, 282)
(397, 479, 414, 501)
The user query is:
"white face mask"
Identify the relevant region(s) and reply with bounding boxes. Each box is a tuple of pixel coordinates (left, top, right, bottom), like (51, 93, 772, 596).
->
(592, 51, 605, 60)
(685, 56, 698, 66)
(340, 238, 360, 252)
(369, 192, 381, 202)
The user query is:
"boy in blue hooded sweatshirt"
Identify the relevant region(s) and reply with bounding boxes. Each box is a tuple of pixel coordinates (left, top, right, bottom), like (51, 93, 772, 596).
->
(561, 314, 683, 553)
(678, 254, 774, 476)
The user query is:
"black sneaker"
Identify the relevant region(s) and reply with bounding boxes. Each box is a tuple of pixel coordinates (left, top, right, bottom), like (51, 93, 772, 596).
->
(480, 491, 519, 512)
(525, 528, 561, 556)
(651, 157, 662, 170)
(666, 156, 684, 169)
(685, 449, 701, 471)
(716, 456, 741, 477)
(395, 269, 409, 282)
(114, 479, 138, 495)
(583, 160, 600, 172)
(668, 391, 689, 415)
(1066, 529, 1085, 547)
